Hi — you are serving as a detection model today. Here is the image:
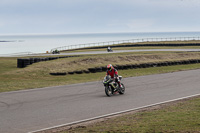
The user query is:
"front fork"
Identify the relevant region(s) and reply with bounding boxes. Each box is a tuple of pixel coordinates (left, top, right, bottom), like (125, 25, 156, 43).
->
(110, 82, 120, 92)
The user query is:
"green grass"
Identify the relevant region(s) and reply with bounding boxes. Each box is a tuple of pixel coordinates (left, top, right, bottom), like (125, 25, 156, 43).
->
(1, 51, 200, 92)
(32, 51, 200, 73)
(0, 52, 200, 92)
(1, 57, 200, 92)
(66, 97, 200, 133)
(1, 50, 200, 132)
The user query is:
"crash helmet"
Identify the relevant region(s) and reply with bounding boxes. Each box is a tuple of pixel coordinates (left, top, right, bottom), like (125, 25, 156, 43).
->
(107, 64, 113, 71)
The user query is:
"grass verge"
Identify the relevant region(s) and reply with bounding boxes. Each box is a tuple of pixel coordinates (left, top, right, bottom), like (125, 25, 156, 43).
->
(65, 96, 200, 133)
(1, 50, 200, 132)
(1, 51, 200, 92)
(1, 56, 200, 92)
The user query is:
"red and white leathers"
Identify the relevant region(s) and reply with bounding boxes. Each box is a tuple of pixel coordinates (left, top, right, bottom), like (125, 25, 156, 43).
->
(107, 67, 118, 78)
(106, 65, 121, 88)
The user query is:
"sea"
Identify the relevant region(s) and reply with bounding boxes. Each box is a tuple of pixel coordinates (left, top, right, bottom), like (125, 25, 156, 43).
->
(0, 32, 200, 55)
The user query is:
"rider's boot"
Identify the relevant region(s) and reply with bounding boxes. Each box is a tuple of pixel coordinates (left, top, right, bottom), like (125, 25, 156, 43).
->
(113, 86, 117, 92)
(114, 83, 121, 92)
(118, 81, 122, 88)
(113, 86, 118, 94)
(120, 84, 122, 88)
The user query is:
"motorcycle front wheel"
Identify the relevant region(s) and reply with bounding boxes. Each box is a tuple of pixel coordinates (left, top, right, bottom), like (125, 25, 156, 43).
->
(105, 86, 112, 97)
(119, 83, 125, 95)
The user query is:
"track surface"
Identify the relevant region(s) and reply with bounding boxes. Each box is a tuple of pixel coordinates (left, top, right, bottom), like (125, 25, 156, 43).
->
(1, 49, 200, 57)
(1, 69, 200, 133)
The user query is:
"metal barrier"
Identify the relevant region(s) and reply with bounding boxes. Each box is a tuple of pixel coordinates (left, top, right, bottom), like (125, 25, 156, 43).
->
(50, 37, 200, 53)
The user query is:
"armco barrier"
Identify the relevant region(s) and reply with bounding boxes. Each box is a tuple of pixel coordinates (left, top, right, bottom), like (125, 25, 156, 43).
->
(51, 37, 200, 52)
(50, 59, 200, 76)
(62, 43, 200, 52)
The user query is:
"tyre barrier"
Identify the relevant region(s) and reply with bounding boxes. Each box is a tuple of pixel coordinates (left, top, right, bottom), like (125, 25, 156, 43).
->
(122, 65, 128, 70)
(49, 59, 200, 76)
(74, 71, 83, 74)
(29, 58, 34, 64)
(17, 59, 25, 68)
(102, 66, 107, 71)
(88, 68, 96, 73)
(127, 64, 133, 69)
(49, 72, 67, 76)
(96, 67, 102, 72)
(17, 58, 31, 68)
(17, 55, 80, 68)
(34, 58, 41, 63)
(83, 70, 90, 73)
(68, 71, 75, 75)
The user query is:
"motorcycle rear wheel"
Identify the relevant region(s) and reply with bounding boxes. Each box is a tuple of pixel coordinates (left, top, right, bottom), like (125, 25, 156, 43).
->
(105, 86, 112, 97)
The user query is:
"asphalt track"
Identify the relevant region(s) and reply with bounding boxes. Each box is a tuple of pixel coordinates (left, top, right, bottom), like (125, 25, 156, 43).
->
(1, 69, 200, 133)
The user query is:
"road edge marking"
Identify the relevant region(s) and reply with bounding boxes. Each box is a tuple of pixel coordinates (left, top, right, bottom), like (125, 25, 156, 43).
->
(28, 93, 200, 133)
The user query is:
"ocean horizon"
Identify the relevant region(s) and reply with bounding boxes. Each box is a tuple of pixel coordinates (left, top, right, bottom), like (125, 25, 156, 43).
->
(0, 31, 200, 55)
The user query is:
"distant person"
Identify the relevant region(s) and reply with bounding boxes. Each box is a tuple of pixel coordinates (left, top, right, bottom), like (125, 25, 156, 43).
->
(107, 46, 112, 52)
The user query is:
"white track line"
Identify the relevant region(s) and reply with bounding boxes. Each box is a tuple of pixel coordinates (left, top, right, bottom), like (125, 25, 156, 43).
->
(29, 93, 200, 133)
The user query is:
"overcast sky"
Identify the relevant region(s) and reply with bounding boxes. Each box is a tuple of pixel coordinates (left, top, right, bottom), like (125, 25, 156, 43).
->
(0, 0, 200, 35)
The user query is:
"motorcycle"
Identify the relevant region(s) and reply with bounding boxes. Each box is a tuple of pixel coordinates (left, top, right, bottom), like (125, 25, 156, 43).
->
(107, 47, 113, 52)
(103, 75, 125, 97)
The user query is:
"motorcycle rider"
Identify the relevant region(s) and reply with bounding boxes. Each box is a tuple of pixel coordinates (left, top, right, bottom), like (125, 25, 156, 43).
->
(106, 64, 122, 90)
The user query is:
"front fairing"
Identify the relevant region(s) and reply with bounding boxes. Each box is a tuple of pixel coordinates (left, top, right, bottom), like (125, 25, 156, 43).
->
(103, 79, 112, 86)
(103, 76, 114, 86)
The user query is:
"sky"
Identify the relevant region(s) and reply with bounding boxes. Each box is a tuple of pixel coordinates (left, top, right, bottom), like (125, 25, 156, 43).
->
(0, 0, 200, 35)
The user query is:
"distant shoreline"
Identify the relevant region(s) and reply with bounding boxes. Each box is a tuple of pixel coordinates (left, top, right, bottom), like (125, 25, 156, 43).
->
(0, 32, 199, 55)
(0, 40, 15, 42)
(0, 40, 23, 42)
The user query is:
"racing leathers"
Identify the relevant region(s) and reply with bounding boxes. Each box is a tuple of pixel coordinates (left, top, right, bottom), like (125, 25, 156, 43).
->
(106, 67, 121, 89)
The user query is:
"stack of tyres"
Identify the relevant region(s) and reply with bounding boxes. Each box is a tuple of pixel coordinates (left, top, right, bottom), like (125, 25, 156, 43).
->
(96, 67, 102, 72)
(122, 65, 128, 70)
(140, 63, 146, 68)
(44, 57, 49, 61)
(30, 58, 34, 64)
(88, 68, 96, 73)
(23, 59, 30, 67)
(17, 59, 30, 68)
(50, 72, 67, 76)
(17, 59, 24, 68)
(126, 65, 132, 69)
(74, 71, 83, 74)
(34, 58, 40, 63)
(116, 65, 123, 70)
(41, 58, 44, 61)
(102, 66, 107, 72)
(49, 57, 59, 60)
